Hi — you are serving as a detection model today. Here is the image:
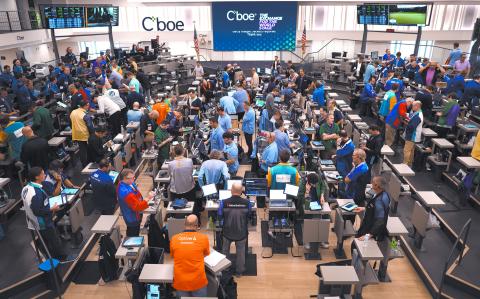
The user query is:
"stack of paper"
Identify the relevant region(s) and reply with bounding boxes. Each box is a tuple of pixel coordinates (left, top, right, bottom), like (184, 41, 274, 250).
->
(204, 249, 226, 268)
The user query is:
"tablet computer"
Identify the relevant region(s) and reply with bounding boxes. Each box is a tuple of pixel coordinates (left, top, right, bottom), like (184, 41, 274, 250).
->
(341, 202, 358, 212)
(309, 201, 322, 211)
(202, 184, 217, 197)
(122, 236, 144, 248)
(48, 195, 66, 208)
(61, 188, 79, 195)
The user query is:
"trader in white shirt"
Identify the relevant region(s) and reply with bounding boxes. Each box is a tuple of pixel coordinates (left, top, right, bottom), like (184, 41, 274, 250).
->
(194, 62, 204, 80)
(251, 68, 260, 88)
(93, 92, 122, 136)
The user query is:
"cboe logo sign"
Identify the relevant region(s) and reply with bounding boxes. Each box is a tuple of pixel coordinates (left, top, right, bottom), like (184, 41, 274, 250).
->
(142, 16, 185, 31)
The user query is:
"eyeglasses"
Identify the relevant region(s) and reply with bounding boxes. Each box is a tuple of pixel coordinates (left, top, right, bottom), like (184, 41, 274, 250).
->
(125, 176, 135, 180)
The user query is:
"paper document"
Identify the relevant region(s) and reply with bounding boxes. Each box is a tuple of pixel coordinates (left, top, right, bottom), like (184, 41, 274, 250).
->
(204, 249, 226, 268)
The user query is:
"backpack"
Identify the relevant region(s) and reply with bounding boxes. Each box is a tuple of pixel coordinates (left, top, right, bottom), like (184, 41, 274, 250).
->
(98, 235, 119, 282)
(147, 214, 170, 253)
(217, 271, 237, 299)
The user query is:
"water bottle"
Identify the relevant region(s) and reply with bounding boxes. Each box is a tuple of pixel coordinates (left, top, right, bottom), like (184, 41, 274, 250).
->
(363, 234, 370, 247)
(208, 216, 214, 230)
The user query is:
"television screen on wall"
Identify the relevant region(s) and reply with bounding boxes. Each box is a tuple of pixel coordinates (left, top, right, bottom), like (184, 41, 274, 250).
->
(85, 6, 119, 27)
(212, 2, 298, 51)
(357, 3, 430, 26)
(43, 6, 85, 29)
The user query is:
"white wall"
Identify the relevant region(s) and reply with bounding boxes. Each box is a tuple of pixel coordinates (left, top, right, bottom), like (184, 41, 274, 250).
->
(3, 0, 18, 11)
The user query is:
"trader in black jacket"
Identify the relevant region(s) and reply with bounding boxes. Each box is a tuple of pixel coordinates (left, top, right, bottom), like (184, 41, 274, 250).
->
(361, 125, 383, 178)
(20, 126, 49, 170)
(415, 85, 433, 121)
(89, 159, 117, 215)
(295, 68, 311, 96)
(87, 126, 108, 163)
(218, 182, 252, 277)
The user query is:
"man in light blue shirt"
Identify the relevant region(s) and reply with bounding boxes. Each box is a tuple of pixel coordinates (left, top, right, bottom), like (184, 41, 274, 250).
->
(198, 150, 230, 188)
(274, 120, 291, 155)
(127, 102, 143, 124)
(312, 81, 325, 107)
(217, 106, 232, 132)
(446, 42, 462, 67)
(208, 116, 224, 152)
(223, 132, 239, 175)
(260, 132, 278, 174)
(363, 61, 378, 84)
(242, 101, 255, 157)
(233, 84, 248, 119)
(219, 92, 238, 115)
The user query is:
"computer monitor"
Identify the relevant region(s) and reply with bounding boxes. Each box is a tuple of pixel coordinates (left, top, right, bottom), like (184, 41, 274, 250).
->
(202, 184, 217, 197)
(146, 284, 160, 299)
(332, 52, 342, 59)
(270, 189, 287, 200)
(244, 178, 268, 196)
(122, 236, 144, 248)
(264, 68, 272, 75)
(371, 51, 379, 60)
(227, 180, 243, 190)
(299, 133, 309, 146)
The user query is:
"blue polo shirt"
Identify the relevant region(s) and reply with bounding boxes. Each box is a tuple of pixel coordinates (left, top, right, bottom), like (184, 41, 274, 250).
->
(242, 107, 255, 134)
(448, 48, 462, 66)
(220, 96, 238, 114)
(274, 129, 290, 155)
(233, 89, 248, 113)
(210, 126, 225, 152)
(218, 114, 232, 132)
(224, 142, 239, 173)
(261, 142, 278, 172)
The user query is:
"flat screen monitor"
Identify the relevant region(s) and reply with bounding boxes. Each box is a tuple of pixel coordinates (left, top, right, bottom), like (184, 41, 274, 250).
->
(212, 2, 298, 51)
(371, 51, 379, 60)
(43, 6, 85, 29)
(86, 6, 119, 27)
(264, 68, 272, 75)
(357, 4, 429, 26)
(244, 178, 268, 196)
(146, 284, 160, 299)
(122, 236, 144, 248)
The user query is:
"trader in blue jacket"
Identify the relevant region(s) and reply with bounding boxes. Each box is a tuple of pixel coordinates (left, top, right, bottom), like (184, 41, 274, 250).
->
(207, 116, 225, 152)
(90, 159, 117, 215)
(334, 130, 355, 178)
(359, 76, 377, 117)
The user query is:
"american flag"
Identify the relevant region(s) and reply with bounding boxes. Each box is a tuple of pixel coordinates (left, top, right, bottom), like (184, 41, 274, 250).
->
(194, 24, 200, 56)
(301, 23, 307, 56)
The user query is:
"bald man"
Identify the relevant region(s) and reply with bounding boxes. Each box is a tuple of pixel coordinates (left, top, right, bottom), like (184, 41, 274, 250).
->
(218, 182, 252, 277)
(170, 215, 210, 298)
(20, 126, 49, 169)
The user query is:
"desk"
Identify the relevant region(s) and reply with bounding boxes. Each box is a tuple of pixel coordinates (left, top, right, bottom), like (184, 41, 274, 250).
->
(268, 202, 296, 212)
(431, 138, 454, 150)
(386, 217, 409, 236)
(381, 145, 394, 156)
(304, 202, 332, 216)
(116, 244, 144, 281)
(416, 191, 445, 208)
(336, 198, 356, 216)
(319, 266, 359, 297)
(48, 136, 66, 147)
(347, 114, 362, 122)
(353, 239, 384, 261)
(421, 128, 437, 138)
(391, 164, 415, 177)
(81, 163, 98, 175)
(328, 92, 339, 98)
(139, 263, 174, 283)
(457, 156, 480, 169)
(91, 215, 119, 234)
(166, 201, 194, 217)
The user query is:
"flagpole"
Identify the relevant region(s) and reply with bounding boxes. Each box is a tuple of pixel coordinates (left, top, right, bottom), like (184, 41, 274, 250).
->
(303, 20, 306, 59)
(193, 21, 199, 62)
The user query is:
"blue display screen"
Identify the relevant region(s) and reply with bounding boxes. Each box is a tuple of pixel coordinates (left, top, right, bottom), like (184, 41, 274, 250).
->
(212, 2, 298, 51)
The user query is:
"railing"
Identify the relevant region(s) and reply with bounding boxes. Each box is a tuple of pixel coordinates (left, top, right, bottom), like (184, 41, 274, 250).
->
(0, 10, 43, 33)
(437, 218, 472, 299)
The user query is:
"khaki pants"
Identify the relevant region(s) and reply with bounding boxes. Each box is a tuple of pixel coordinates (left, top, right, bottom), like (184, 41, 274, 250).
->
(403, 140, 415, 166)
(385, 125, 396, 146)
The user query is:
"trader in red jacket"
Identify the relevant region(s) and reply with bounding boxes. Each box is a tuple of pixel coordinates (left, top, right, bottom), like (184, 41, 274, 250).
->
(117, 168, 154, 236)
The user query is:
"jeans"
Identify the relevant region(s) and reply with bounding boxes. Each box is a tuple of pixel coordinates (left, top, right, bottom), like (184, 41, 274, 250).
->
(176, 286, 207, 298)
(222, 237, 247, 274)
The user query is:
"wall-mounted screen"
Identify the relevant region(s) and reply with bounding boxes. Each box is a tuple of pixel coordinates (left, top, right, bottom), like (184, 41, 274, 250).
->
(357, 4, 430, 26)
(212, 2, 298, 51)
(43, 6, 85, 29)
(86, 6, 119, 27)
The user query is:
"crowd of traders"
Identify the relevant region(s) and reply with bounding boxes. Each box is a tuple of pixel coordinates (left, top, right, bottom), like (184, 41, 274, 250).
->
(2, 43, 480, 295)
